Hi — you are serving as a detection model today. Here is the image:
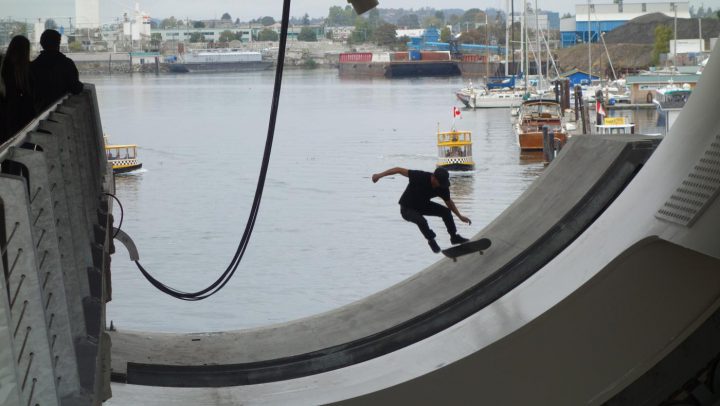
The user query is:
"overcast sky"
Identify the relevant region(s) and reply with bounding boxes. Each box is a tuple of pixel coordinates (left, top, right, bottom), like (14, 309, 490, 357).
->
(1, 0, 715, 24)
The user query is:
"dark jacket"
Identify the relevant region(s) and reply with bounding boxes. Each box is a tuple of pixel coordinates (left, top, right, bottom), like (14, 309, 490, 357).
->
(30, 50, 83, 111)
(1, 64, 36, 143)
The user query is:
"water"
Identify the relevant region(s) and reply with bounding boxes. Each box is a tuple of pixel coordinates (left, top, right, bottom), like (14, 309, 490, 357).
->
(91, 70, 659, 333)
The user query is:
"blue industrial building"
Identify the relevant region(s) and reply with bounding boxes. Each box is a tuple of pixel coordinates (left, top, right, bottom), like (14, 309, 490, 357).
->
(560, 1, 690, 48)
(560, 68, 600, 86)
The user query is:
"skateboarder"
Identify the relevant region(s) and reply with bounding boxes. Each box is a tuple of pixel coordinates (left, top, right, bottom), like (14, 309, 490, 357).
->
(372, 167, 471, 253)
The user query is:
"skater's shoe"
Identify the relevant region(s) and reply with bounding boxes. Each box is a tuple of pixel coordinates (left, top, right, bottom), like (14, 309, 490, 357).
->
(428, 239, 441, 253)
(450, 234, 469, 245)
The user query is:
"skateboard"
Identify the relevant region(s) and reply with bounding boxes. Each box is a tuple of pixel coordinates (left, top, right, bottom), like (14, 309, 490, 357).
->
(442, 238, 492, 262)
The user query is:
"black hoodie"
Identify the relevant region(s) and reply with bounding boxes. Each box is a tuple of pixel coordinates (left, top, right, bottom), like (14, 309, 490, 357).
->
(30, 50, 83, 111)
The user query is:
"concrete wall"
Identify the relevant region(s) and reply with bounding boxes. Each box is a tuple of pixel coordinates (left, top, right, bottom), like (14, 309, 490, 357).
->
(0, 87, 113, 405)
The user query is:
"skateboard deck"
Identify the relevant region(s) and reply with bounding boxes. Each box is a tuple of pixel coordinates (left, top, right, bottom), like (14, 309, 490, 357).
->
(442, 238, 492, 262)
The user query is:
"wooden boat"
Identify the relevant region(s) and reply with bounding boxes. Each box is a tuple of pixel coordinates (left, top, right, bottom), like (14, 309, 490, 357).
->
(514, 99, 569, 151)
(437, 129, 474, 171)
(104, 137, 142, 174)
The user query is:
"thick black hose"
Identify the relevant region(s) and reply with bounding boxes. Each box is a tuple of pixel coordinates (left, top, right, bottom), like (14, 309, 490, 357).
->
(132, 0, 291, 300)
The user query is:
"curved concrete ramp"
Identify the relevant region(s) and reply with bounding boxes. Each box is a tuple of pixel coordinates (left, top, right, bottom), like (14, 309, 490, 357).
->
(111, 134, 658, 386)
(108, 46, 720, 404)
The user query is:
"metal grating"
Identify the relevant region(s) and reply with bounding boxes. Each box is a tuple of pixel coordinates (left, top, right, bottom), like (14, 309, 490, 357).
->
(656, 133, 720, 226)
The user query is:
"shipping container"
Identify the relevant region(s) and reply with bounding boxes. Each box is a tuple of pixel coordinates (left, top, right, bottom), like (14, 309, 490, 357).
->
(462, 54, 481, 62)
(372, 53, 391, 63)
(420, 51, 451, 61)
(339, 53, 373, 63)
(392, 52, 409, 61)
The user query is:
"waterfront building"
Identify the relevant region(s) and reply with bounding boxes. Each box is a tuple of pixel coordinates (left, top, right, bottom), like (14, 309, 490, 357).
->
(561, 2, 690, 48)
(151, 24, 325, 44)
(560, 68, 600, 86)
(625, 73, 699, 103)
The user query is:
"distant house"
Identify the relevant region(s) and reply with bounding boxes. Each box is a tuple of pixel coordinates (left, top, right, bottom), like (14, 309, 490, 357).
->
(560, 68, 600, 86)
(625, 74, 700, 103)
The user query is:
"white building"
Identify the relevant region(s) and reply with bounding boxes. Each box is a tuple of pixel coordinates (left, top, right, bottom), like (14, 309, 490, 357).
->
(562, 2, 691, 47)
(670, 39, 706, 54)
(75, 0, 100, 29)
(123, 4, 151, 41)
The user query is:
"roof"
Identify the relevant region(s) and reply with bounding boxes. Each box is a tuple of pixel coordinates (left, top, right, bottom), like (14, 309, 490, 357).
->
(560, 68, 600, 78)
(626, 74, 700, 84)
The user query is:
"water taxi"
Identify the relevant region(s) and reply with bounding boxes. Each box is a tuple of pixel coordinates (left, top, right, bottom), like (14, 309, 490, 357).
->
(437, 129, 474, 171)
(105, 137, 142, 174)
(594, 116, 635, 135)
(514, 99, 569, 151)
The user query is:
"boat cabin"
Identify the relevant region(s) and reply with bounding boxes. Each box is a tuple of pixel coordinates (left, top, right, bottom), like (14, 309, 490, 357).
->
(437, 130, 474, 171)
(105, 144, 143, 174)
(595, 117, 635, 135)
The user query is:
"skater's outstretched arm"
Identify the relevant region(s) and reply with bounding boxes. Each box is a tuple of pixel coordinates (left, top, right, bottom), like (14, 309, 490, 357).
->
(372, 167, 408, 183)
(444, 198, 472, 225)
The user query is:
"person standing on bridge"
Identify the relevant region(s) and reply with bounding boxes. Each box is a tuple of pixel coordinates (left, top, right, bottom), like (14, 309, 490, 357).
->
(372, 167, 471, 253)
(0, 35, 36, 143)
(31, 29, 83, 112)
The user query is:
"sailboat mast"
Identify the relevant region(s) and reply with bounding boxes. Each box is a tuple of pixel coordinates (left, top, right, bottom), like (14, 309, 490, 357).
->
(511, 0, 515, 78)
(520, 1, 524, 84)
(535, 0, 542, 90)
(588, 0, 592, 80)
(523, 1, 528, 91)
(505, 0, 510, 76)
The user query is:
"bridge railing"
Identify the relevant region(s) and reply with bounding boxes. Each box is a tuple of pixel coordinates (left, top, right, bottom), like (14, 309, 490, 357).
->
(0, 85, 113, 405)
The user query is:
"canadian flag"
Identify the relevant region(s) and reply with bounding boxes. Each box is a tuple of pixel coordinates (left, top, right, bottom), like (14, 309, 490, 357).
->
(596, 100, 606, 116)
(453, 106, 462, 118)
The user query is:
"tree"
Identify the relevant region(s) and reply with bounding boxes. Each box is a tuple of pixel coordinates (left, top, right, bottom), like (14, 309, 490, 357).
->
(440, 26, 452, 42)
(260, 16, 276, 26)
(257, 28, 279, 41)
(423, 16, 443, 28)
(302, 13, 310, 25)
(458, 29, 484, 44)
(435, 11, 445, 23)
(349, 18, 372, 44)
(189, 32, 206, 42)
(45, 19, 58, 30)
(193, 20, 205, 28)
(397, 14, 420, 29)
(325, 29, 333, 40)
(150, 33, 162, 49)
(373, 23, 398, 46)
(218, 30, 235, 42)
(462, 8, 484, 24)
(326, 5, 357, 26)
(652, 25, 672, 65)
(561, 13, 574, 19)
(221, 12, 232, 21)
(367, 8, 382, 28)
(160, 17, 178, 29)
(297, 26, 317, 41)
(68, 40, 83, 52)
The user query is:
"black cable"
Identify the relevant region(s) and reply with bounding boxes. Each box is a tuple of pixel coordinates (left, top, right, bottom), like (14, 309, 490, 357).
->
(104, 192, 123, 238)
(128, 0, 292, 301)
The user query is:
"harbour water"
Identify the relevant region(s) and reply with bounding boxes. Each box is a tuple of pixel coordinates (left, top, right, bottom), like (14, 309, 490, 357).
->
(92, 70, 662, 333)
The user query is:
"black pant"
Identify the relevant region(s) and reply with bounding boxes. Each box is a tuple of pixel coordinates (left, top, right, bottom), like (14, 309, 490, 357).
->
(401, 203, 457, 241)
